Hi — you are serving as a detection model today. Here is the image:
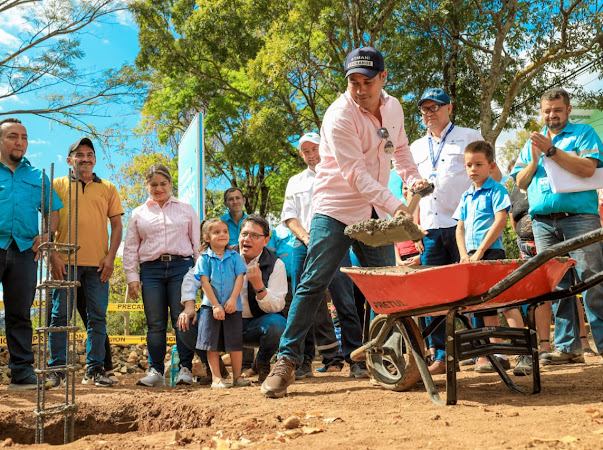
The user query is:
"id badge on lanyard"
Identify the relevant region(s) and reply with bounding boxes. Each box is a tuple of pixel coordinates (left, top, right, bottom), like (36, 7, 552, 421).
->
(428, 124, 455, 183)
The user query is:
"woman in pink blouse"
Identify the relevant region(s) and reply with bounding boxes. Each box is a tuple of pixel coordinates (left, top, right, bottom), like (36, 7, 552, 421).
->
(123, 164, 200, 387)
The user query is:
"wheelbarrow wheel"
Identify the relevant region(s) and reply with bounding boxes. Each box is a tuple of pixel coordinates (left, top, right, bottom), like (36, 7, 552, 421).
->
(366, 315, 424, 391)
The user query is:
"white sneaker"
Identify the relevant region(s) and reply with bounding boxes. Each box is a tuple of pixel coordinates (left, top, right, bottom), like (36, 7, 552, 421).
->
(176, 367, 193, 385)
(136, 368, 165, 387)
(81, 373, 93, 385)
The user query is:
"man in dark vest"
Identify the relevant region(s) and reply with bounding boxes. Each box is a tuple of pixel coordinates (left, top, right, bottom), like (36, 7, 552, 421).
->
(178, 215, 287, 384)
(237, 215, 288, 382)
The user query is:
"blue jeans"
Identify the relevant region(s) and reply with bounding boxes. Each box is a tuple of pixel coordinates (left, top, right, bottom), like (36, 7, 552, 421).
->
(421, 226, 460, 361)
(532, 214, 603, 354)
(140, 258, 194, 373)
(0, 242, 37, 382)
(49, 266, 109, 372)
(291, 240, 358, 363)
(278, 213, 395, 365)
(242, 314, 287, 364)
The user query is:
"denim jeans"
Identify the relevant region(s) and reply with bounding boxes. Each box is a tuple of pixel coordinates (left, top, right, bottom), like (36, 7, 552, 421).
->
(278, 213, 395, 365)
(140, 258, 194, 373)
(0, 242, 37, 382)
(532, 214, 603, 354)
(76, 283, 113, 371)
(242, 314, 287, 364)
(291, 239, 357, 363)
(420, 226, 460, 361)
(49, 266, 109, 372)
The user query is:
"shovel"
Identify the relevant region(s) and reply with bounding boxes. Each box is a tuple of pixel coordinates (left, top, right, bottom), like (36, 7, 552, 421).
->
(343, 183, 434, 247)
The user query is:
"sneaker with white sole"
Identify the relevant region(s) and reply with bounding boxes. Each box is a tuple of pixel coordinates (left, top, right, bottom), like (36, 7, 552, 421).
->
(176, 367, 193, 385)
(93, 370, 118, 387)
(81, 372, 93, 385)
(137, 368, 165, 387)
(48, 371, 66, 388)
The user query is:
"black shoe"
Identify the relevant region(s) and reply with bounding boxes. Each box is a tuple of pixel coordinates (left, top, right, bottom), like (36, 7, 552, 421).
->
(295, 359, 314, 380)
(8, 374, 51, 391)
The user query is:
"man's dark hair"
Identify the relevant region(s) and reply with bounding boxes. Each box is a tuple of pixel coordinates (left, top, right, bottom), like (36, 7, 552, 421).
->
(241, 214, 270, 237)
(541, 88, 570, 107)
(223, 187, 245, 203)
(464, 140, 495, 163)
(0, 118, 22, 138)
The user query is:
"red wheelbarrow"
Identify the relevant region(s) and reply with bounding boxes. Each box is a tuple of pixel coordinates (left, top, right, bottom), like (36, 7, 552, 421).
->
(342, 229, 603, 405)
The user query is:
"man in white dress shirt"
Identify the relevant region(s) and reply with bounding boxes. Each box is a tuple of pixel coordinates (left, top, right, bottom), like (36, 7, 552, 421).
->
(410, 88, 501, 374)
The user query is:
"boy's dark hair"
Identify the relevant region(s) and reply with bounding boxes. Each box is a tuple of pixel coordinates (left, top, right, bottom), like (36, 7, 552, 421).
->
(541, 87, 570, 107)
(464, 140, 495, 163)
(240, 214, 270, 237)
(223, 187, 245, 203)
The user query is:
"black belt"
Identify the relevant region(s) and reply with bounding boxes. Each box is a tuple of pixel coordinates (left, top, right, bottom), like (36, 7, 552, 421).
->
(156, 254, 189, 262)
(534, 212, 576, 220)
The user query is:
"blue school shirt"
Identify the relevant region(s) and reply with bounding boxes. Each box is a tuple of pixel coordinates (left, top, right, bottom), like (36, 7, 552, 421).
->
(195, 248, 247, 311)
(510, 122, 603, 216)
(453, 177, 510, 252)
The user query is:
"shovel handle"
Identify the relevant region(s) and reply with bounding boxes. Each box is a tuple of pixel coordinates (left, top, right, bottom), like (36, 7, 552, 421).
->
(407, 183, 434, 215)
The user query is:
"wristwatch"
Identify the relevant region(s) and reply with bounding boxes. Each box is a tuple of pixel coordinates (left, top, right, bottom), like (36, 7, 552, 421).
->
(254, 286, 266, 294)
(546, 146, 557, 157)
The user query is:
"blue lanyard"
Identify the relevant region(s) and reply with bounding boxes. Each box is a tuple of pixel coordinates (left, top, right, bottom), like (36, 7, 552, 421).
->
(428, 124, 455, 169)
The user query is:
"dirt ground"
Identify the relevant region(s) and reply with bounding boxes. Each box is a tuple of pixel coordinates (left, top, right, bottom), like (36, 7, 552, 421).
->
(0, 352, 601, 449)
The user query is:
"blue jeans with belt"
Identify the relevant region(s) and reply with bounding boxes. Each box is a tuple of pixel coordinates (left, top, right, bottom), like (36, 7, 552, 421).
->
(532, 214, 603, 354)
(0, 242, 37, 382)
(49, 266, 109, 373)
(140, 257, 194, 374)
(420, 226, 460, 362)
(278, 213, 395, 365)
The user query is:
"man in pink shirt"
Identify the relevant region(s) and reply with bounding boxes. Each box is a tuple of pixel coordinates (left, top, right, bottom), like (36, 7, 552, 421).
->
(261, 46, 428, 398)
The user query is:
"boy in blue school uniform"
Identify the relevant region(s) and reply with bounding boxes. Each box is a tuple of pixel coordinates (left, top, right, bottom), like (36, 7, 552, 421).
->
(454, 140, 510, 262)
(453, 141, 532, 375)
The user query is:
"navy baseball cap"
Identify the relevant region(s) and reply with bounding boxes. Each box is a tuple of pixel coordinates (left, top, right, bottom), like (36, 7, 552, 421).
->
(68, 137, 95, 156)
(417, 88, 451, 107)
(344, 47, 385, 79)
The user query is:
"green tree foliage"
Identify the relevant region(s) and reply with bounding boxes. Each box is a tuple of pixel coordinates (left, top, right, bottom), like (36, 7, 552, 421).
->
(129, 0, 602, 218)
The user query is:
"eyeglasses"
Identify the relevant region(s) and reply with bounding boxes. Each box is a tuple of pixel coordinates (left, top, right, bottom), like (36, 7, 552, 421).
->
(378, 128, 394, 154)
(240, 231, 266, 241)
(419, 104, 442, 114)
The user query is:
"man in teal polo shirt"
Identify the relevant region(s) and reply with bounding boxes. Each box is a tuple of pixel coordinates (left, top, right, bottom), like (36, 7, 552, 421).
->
(0, 118, 62, 390)
(512, 87, 603, 365)
(221, 187, 248, 246)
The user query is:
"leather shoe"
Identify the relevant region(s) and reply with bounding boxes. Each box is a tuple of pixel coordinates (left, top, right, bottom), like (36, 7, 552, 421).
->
(428, 359, 446, 375)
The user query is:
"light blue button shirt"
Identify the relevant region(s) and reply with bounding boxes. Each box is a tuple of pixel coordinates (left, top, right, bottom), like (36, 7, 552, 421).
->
(267, 224, 298, 278)
(0, 157, 63, 251)
(511, 122, 603, 216)
(220, 211, 248, 246)
(195, 248, 247, 311)
(454, 177, 510, 251)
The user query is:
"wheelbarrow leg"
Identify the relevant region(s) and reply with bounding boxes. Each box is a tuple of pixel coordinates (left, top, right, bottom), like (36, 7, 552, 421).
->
(401, 318, 444, 406)
(445, 308, 459, 405)
(526, 303, 542, 394)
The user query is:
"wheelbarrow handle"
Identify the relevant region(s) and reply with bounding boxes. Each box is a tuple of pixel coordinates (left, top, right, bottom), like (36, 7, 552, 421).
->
(407, 183, 435, 215)
(481, 227, 603, 303)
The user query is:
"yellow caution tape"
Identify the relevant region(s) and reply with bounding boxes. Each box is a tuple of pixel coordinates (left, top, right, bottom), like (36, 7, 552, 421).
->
(0, 334, 176, 346)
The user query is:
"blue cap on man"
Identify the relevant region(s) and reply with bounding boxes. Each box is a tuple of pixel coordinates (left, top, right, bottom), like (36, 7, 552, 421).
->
(344, 47, 385, 79)
(417, 88, 451, 107)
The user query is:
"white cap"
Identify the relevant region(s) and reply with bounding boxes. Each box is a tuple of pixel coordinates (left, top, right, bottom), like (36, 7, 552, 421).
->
(297, 132, 321, 150)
